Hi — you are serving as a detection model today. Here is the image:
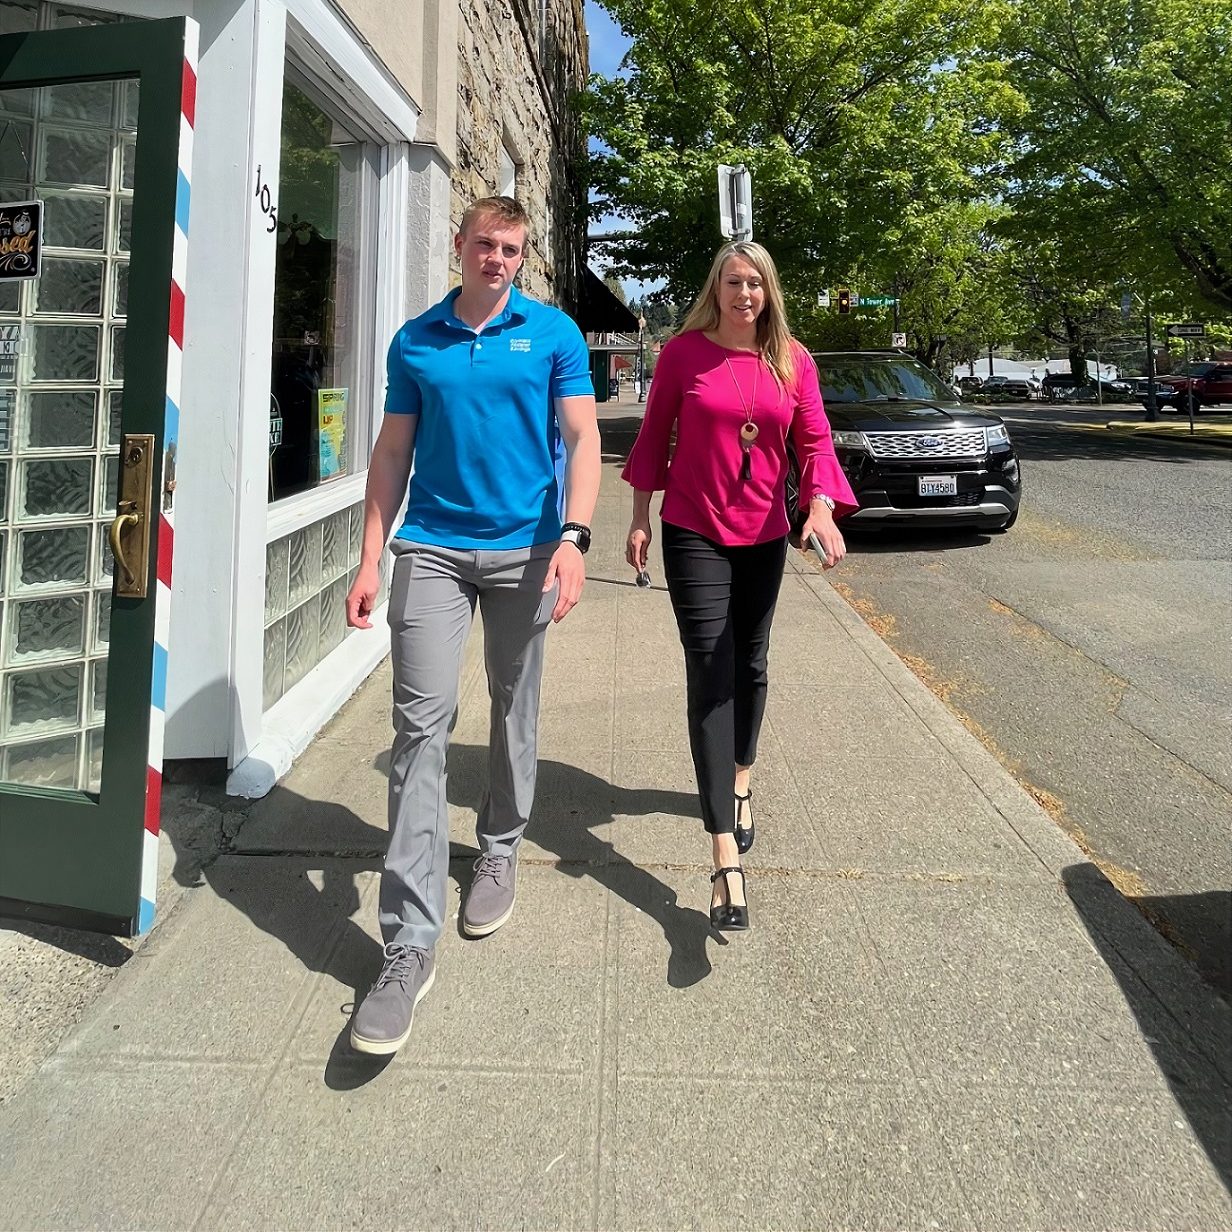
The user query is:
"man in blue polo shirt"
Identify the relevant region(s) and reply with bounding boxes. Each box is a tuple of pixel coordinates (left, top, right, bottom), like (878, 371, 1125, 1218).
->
(345, 196, 600, 1056)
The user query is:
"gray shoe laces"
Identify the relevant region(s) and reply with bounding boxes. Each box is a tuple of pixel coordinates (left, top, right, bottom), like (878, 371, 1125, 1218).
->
(373, 944, 425, 991)
(472, 854, 508, 884)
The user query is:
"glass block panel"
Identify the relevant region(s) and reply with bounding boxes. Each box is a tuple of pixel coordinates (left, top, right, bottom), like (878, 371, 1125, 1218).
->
(287, 521, 322, 610)
(4, 733, 78, 790)
(0, 121, 34, 182)
(0, 461, 8, 517)
(0, 280, 19, 313)
(319, 576, 347, 658)
(20, 456, 92, 520)
(110, 325, 124, 381)
(93, 587, 110, 650)
(94, 522, 113, 583)
(7, 661, 81, 733)
(265, 536, 289, 626)
(89, 656, 106, 722)
(18, 526, 88, 589)
(121, 81, 139, 130)
(105, 389, 122, 446)
(0, 531, 6, 589)
(39, 126, 110, 188)
(322, 509, 349, 581)
(30, 324, 100, 382)
(86, 724, 104, 793)
(42, 81, 115, 127)
(116, 199, 132, 252)
(284, 599, 319, 693)
(97, 451, 118, 517)
(24, 390, 96, 449)
(112, 262, 128, 317)
(263, 617, 286, 710)
(348, 502, 363, 561)
(41, 193, 106, 250)
(10, 594, 84, 665)
(120, 139, 135, 190)
(33, 257, 104, 316)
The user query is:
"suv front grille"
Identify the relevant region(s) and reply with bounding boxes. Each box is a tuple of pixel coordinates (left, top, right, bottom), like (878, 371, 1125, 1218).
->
(864, 429, 986, 460)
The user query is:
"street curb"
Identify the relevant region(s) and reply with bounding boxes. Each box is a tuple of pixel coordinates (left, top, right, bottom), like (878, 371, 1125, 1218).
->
(1069, 421, 1232, 450)
(787, 552, 1232, 1080)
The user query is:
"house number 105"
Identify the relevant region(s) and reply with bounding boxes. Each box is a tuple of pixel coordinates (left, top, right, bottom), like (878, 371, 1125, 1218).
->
(254, 165, 278, 234)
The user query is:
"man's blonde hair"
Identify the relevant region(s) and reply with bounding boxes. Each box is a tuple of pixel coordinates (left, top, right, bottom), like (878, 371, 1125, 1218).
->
(460, 195, 531, 249)
(679, 241, 797, 388)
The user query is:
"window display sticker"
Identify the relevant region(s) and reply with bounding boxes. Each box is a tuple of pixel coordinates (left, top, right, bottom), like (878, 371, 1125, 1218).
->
(0, 323, 20, 383)
(317, 387, 348, 482)
(0, 389, 12, 451)
(0, 200, 42, 280)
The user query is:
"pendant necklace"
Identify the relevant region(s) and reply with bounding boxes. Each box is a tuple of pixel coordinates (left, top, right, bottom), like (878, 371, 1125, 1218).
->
(725, 354, 761, 480)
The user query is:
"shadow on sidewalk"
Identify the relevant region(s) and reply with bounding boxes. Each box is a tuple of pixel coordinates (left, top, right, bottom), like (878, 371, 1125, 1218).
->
(376, 743, 716, 990)
(1062, 863, 1232, 1192)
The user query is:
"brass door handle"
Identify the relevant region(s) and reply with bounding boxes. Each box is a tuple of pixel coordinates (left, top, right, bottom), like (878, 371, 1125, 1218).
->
(109, 506, 141, 586)
(110, 435, 156, 599)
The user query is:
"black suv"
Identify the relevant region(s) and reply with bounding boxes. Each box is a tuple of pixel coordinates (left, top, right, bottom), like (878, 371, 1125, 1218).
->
(811, 351, 1021, 532)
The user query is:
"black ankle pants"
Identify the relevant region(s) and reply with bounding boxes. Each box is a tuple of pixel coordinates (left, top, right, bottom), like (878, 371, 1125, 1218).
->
(660, 521, 788, 834)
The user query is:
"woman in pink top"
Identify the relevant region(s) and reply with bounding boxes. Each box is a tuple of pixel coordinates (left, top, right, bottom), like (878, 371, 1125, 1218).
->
(622, 241, 856, 931)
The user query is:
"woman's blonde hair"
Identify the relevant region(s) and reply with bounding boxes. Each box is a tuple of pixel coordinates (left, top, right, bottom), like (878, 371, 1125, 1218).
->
(679, 241, 797, 387)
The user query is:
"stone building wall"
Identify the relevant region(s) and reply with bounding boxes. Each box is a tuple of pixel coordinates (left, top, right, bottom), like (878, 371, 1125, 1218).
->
(453, 0, 587, 312)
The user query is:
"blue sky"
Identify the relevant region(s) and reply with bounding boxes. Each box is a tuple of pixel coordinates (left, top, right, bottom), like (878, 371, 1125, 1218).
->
(586, 1, 630, 78)
(584, 3, 663, 299)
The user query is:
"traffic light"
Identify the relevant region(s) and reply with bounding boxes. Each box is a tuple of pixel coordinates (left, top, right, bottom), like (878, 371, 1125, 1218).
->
(837, 288, 851, 314)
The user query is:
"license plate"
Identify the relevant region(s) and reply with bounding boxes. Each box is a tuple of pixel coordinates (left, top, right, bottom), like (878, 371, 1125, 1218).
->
(918, 475, 957, 496)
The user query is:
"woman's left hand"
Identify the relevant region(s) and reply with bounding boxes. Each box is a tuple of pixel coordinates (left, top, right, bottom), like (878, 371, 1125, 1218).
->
(799, 502, 846, 570)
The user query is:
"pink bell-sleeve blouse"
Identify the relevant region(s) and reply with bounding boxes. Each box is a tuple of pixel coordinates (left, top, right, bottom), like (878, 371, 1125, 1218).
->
(621, 331, 858, 545)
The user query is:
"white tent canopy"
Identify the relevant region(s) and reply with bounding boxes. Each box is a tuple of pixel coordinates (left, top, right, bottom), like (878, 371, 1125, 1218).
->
(952, 357, 1120, 382)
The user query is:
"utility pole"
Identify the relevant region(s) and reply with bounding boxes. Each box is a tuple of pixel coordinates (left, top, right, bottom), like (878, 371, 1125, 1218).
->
(988, 341, 994, 379)
(1143, 298, 1158, 422)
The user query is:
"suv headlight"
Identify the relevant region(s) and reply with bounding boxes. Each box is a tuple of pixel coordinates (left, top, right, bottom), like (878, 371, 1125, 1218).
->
(832, 430, 866, 449)
(986, 424, 1010, 447)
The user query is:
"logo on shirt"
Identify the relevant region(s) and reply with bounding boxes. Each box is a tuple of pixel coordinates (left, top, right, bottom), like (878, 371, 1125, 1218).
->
(509, 338, 532, 353)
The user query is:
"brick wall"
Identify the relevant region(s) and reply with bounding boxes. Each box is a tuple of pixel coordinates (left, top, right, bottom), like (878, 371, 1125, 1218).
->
(453, 0, 587, 313)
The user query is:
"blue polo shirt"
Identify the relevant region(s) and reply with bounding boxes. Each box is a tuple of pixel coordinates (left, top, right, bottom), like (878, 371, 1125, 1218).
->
(385, 285, 593, 549)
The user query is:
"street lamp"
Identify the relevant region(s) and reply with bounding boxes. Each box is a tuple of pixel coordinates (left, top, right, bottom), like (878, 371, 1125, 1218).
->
(637, 315, 647, 402)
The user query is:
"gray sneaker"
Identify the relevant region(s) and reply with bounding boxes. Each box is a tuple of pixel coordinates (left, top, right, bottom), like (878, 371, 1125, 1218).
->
(461, 852, 517, 938)
(350, 943, 435, 1055)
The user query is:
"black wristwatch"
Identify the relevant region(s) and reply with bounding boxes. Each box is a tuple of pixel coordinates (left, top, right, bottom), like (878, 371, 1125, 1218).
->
(560, 522, 591, 554)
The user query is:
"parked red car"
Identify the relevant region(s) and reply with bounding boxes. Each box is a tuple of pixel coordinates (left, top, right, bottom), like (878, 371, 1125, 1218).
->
(1149, 362, 1232, 412)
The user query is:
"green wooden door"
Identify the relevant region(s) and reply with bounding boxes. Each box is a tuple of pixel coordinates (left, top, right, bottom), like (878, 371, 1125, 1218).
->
(0, 18, 195, 935)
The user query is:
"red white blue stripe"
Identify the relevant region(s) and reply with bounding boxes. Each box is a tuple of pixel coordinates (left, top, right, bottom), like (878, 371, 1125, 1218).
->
(138, 22, 197, 934)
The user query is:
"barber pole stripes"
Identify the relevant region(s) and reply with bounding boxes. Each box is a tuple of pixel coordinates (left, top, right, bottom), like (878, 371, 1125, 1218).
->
(137, 22, 197, 935)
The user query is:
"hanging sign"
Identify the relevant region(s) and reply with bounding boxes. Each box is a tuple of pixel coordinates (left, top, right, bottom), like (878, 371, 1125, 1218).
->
(0, 200, 43, 281)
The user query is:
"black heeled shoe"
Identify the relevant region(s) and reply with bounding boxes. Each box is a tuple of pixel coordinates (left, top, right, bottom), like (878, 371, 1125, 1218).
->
(710, 866, 750, 931)
(734, 790, 755, 854)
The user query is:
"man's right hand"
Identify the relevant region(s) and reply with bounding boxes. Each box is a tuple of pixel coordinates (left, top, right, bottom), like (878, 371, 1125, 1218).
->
(346, 563, 381, 629)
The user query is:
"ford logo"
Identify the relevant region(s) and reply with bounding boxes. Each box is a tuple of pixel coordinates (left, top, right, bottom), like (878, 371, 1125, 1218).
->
(919, 435, 942, 448)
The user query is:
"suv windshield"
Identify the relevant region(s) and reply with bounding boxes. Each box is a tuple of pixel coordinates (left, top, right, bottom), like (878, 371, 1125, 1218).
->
(814, 355, 957, 404)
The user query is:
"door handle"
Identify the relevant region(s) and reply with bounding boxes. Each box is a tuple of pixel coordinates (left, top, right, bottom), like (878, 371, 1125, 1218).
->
(108, 503, 141, 586)
(108, 435, 156, 599)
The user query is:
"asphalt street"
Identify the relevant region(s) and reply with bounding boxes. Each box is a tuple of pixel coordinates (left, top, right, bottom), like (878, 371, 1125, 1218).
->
(831, 403, 1232, 991)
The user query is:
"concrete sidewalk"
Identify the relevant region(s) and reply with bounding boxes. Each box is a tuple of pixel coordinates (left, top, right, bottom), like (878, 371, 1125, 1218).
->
(1, 425, 1230, 1230)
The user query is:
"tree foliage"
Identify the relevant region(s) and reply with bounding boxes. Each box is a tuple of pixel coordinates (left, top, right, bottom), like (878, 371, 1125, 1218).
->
(585, 0, 1231, 366)
(995, 0, 1232, 312)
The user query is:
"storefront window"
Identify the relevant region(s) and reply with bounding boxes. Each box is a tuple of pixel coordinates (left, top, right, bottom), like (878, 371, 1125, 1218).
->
(268, 72, 373, 503)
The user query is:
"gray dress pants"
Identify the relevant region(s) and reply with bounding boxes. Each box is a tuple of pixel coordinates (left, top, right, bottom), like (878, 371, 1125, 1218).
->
(379, 538, 557, 950)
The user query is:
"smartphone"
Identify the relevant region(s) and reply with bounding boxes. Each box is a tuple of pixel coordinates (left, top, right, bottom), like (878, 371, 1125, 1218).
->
(807, 532, 830, 567)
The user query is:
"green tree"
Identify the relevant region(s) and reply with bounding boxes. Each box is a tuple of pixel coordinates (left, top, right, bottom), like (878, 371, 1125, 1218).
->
(995, 0, 1232, 312)
(584, 0, 1013, 303)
